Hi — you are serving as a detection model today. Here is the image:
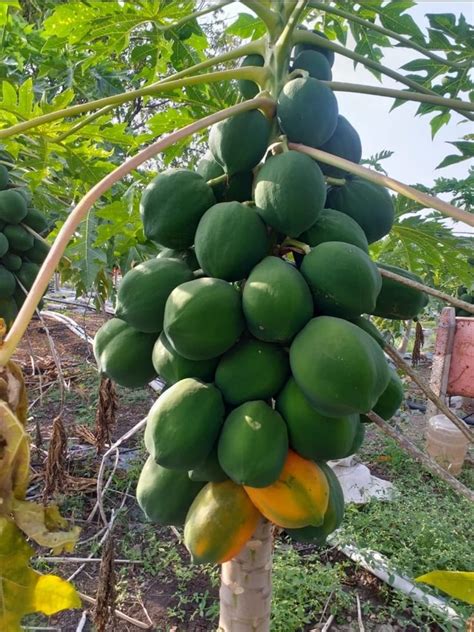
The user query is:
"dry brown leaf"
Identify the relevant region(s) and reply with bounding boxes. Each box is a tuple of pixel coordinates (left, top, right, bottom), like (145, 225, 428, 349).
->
(0, 400, 30, 507)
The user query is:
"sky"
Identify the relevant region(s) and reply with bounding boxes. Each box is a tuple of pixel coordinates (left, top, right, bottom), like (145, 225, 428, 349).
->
(220, 2, 473, 229)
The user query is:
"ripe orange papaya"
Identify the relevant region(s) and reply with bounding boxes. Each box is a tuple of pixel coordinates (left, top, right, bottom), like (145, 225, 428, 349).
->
(244, 450, 329, 529)
(184, 480, 261, 564)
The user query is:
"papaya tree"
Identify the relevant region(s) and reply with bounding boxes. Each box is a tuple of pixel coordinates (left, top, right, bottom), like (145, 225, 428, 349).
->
(0, 1, 473, 629)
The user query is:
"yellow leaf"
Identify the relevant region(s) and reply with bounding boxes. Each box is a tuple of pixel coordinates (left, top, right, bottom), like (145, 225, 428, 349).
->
(415, 570, 474, 604)
(0, 360, 28, 425)
(0, 517, 81, 630)
(0, 400, 30, 507)
(13, 499, 81, 554)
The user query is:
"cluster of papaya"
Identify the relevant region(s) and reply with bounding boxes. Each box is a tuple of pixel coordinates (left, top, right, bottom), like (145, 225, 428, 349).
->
(0, 151, 50, 329)
(94, 31, 428, 564)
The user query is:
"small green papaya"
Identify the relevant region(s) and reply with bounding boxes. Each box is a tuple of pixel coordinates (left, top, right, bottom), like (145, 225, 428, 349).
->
(371, 263, 429, 320)
(188, 446, 228, 483)
(361, 367, 404, 423)
(196, 154, 254, 203)
(291, 50, 332, 81)
(3, 224, 34, 252)
(293, 27, 335, 67)
(351, 316, 385, 348)
(1, 253, 22, 272)
(24, 239, 49, 264)
(156, 247, 199, 271)
(299, 209, 369, 253)
(0, 266, 16, 297)
(237, 54, 265, 99)
(0, 233, 8, 258)
(16, 262, 39, 291)
(317, 116, 362, 178)
(0, 296, 18, 329)
(196, 150, 226, 199)
(0, 165, 8, 190)
(0, 190, 28, 224)
(152, 332, 219, 386)
(22, 208, 49, 235)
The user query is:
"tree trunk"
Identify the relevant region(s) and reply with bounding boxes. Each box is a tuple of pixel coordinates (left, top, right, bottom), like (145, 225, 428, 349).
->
(218, 519, 273, 631)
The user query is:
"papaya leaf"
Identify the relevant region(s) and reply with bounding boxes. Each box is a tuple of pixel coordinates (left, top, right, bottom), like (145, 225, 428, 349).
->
(0, 517, 81, 631)
(415, 570, 474, 604)
(226, 13, 267, 40)
(0, 400, 30, 505)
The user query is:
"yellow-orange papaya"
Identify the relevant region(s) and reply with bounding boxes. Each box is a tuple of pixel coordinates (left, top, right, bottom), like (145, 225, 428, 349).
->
(244, 450, 329, 528)
(184, 480, 261, 564)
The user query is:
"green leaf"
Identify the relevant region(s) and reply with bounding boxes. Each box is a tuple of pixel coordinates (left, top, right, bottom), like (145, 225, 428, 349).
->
(436, 141, 473, 169)
(415, 570, 474, 604)
(430, 111, 451, 138)
(226, 13, 266, 40)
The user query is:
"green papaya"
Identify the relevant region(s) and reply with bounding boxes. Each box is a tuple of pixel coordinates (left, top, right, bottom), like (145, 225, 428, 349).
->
(0, 165, 8, 190)
(188, 446, 228, 483)
(287, 462, 344, 544)
(293, 27, 335, 67)
(115, 258, 193, 333)
(326, 177, 394, 244)
(243, 256, 313, 343)
(1, 253, 21, 272)
(164, 277, 244, 361)
(218, 400, 288, 487)
(254, 151, 325, 237)
(276, 377, 361, 460)
(22, 208, 49, 235)
(371, 263, 428, 320)
(152, 332, 218, 386)
(156, 247, 199, 270)
(215, 338, 289, 405)
(24, 238, 49, 264)
(144, 377, 225, 470)
(351, 316, 385, 348)
(290, 316, 390, 417)
(317, 116, 362, 178)
(299, 208, 369, 253)
(237, 54, 265, 99)
(0, 190, 28, 224)
(361, 367, 404, 423)
(0, 296, 18, 328)
(16, 262, 39, 291)
(291, 50, 332, 81)
(3, 224, 34, 252)
(194, 202, 268, 281)
(277, 77, 338, 148)
(93, 318, 157, 388)
(136, 456, 204, 526)
(140, 169, 215, 249)
(0, 233, 8, 258)
(347, 421, 365, 455)
(0, 267, 16, 298)
(300, 241, 382, 318)
(196, 150, 226, 199)
(209, 109, 271, 176)
(196, 153, 254, 203)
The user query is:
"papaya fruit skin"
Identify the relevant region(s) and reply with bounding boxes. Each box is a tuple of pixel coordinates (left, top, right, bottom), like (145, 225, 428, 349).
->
(291, 50, 332, 81)
(93, 318, 157, 388)
(371, 263, 428, 320)
(242, 256, 313, 344)
(290, 316, 390, 417)
(136, 455, 204, 526)
(287, 462, 344, 544)
(300, 208, 369, 253)
(351, 316, 386, 348)
(164, 277, 245, 361)
(300, 241, 382, 318)
(277, 77, 339, 149)
(152, 332, 218, 386)
(238, 54, 265, 99)
(218, 400, 288, 487)
(0, 266, 16, 297)
(144, 377, 225, 470)
(317, 116, 362, 178)
(24, 239, 49, 264)
(0, 190, 28, 224)
(197, 154, 254, 203)
(215, 338, 289, 405)
(140, 169, 216, 249)
(156, 247, 199, 271)
(209, 109, 271, 176)
(326, 177, 394, 244)
(184, 480, 260, 564)
(276, 377, 361, 460)
(293, 28, 335, 67)
(22, 208, 49, 235)
(361, 367, 404, 423)
(3, 224, 34, 252)
(194, 202, 269, 282)
(16, 262, 39, 291)
(115, 258, 193, 333)
(0, 233, 8, 258)
(244, 450, 329, 528)
(0, 296, 18, 329)
(0, 165, 8, 190)
(1, 253, 22, 273)
(188, 447, 228, 483)
(254, 151, 326, 237)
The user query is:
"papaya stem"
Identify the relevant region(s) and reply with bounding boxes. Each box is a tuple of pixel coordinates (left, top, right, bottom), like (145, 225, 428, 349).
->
(325, 176, 346, 186)
(0, 96, 276, 366)
(367, 410, 474, 500)
(275, 0, 308, 58)
(308, 1, 467, 71)
(289, 143, 474, 228)
(158, 1, 232, 32)
(206, 173, 228, 187)
(325, 81, 474, 113)
(53, 105, 115, 143)
(240, 1, 278, 32)
(377, 267, 474, 315)
(281, 237, 311, 254)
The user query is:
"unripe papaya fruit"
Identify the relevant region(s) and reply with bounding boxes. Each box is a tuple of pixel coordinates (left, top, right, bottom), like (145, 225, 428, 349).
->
(164, 277, 244, 361)
(277, 77, 338, 149)
(0, 233, 8, 258)
(152, 332, 218, 386)
(291, 50, 332, 81)
(244, 451, 329, 528)
(16, 261, 39, 291)
(140, 169, 215, 249)
(287, 462, 344, 544)
(195, 202, 268, 282)
(371, 263, 428, 320)
(1, 253, 22, 273)
(237, 54, 265, 99)
(326, 177, 394, 244)
(290, 316, 390, 417)
(0, 296, 18, 328)
(300, 241, 382, 318)
(351, 316, 385, 348)
(254, 151, 325, 237)
(184, 480, 260, 564)
(196, 153, 254, 203)
(361, 367, 404, 423)
(3, 224, 33, 252)
(215, 338, 289, 405)
(115, 258, 193, 333)
(0, 266, 16, 297)
(218, 401, 288, 487)
(24, 239, 49, 264)
(188, 447, 228, 483)
(136, 456, 204, 526)
(209, 109, 271, 176)
(144, 377, 225, 470)
(317, 116, 362, 178)
(0, 165, 8, 190)
(0, 190, 28, 224)
(196, 150, 226, 199)
(242, 256, 313, 343)
(293, 27, 335, 67)
(276, 377, 361, 460)
(299, 208, 369, 253)
(156, 247, 200, 271)
(22, 208, 49, 235)
(93, 318, 157, 388)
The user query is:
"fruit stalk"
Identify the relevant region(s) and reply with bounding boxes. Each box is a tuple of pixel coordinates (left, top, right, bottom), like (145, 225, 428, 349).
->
(218, 519, 273, 632)
(240, 1, 278, 31)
